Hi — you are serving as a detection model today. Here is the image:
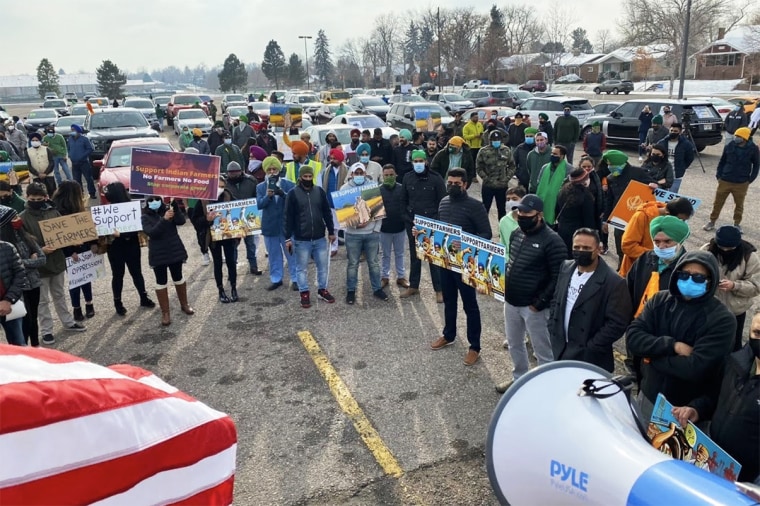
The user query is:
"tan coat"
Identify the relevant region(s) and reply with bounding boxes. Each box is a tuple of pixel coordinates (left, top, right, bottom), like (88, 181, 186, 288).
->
(700, 243, 760, 315)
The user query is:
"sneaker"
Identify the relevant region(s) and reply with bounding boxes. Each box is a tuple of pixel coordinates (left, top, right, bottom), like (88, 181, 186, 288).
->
(291, 282, 299, 291)
(42, 333, 55, 345)
(373, 289, 389, 301)
(703, 221, 715, 231)
(201, 253, 210, 266)
(66, 323, 86, 332)
(463, 349, 480, 366)
(496, 380, 514, 394)
(346, 291, 356, 305)
(502, 339, 509, 349)
(250, 267, 263, 275)
(300, 291, 311, 308)
(638, 156, 643, 161)
(318, 289, 335, 303)
(267, 281, 283, 291)
(430, 336, 454, 350)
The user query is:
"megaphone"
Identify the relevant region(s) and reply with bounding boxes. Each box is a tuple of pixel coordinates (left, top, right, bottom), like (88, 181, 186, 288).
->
(486, 361, 758, 506)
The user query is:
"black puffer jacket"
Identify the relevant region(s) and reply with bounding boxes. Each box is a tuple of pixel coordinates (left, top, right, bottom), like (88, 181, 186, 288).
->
(505, 222, 567, 310)
(380, 183, 406, 234)
(401, 169, 446, 223)
(0, 241, 28, 304)
(141, 202, 188, 268)
(437, 192, 492, 239)
(225, 174, 258, 200)
(627, 251, 735, 407)
(283, 183, 334, 241)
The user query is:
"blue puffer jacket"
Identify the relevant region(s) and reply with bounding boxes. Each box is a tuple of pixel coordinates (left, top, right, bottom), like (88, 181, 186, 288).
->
(256, 177, 295, 237)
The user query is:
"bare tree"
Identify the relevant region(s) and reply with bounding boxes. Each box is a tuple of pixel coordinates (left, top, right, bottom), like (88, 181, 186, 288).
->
(372, 14, 397, 87)
(503, 5, 542, 55)
(596, 29, 612, 53)
(541, 7, 576, 82)
(360, 37, 381, 87)
(440, 7, 485, 81)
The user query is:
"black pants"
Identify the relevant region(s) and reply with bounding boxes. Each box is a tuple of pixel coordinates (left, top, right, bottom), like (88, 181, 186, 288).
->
(153, 262, 184, 286)
(107, 236, 147, 299)
(734, 312, 746, 351)
(613, 227, 624, 270)
(196, 229, 208, 254)
(440, 268, 481, 351)
(406, 223, 442, 291)
(22, 287, 40, 346)
(210, 239, 238, 288)
(481, 185, 507, 220)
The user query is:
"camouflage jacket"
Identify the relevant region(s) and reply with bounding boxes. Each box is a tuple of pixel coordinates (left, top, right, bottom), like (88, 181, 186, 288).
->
(476, 145, 516, 188)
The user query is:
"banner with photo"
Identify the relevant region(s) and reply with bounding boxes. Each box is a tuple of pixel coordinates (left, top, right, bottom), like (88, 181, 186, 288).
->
(413, 215, 463, 273)
(66, 251, 107, 289)
(90, 201, 143, 236)
(460, 232, 507, 302)
(206, 198, 261, 241)
(130, 148, 220, 200)
(331, 183, 386, 228)
(270, 104, 303, 129)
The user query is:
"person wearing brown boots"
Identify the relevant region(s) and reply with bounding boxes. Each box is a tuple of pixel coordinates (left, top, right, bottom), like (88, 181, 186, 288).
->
(141, 196, 193, 326)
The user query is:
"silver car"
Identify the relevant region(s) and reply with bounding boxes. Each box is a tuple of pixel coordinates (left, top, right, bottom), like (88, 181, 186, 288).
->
(122, 98, 157, 122)
(54, 115, 88, 139)
(173, 108, 213, 136)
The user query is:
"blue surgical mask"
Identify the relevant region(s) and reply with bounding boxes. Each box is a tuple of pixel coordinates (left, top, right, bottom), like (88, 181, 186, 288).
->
(46, 132, 54, 137)
(609, 165, 623, 177)
(564, 111, 571, 117)
(148, 200, 162, 211)
(224, 138, 232, 145)
(525, 137, 534, 145)
(677, 278, 707, 298)
(413, 162, 426, 174)
(653, 245, 677, 260)
(353, 175, 365, 185)
(360, 155, 370, 164)
(491, 141, 501, 149)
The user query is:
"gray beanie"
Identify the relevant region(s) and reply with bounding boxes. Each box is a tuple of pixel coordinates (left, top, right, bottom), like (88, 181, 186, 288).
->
(227, 161, 242, 172)
(0, 205, 17, 228)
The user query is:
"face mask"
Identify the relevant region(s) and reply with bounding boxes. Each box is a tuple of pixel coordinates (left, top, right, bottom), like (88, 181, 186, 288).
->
(383, 175, 396, 187)
(183, 130, 189, 135)
(353, 175, 365, 185)
(224, 139, 232, 145)
(359, 155, 370, 164)
(11, 219, 24, 231)
(592, 127, 600, 133)
(7, 126, 13, 132)
(517, 215, 538, 233)
(301, 179, 314, 189)
(664, 110, 671, 115)
(677, 278, 708, 299)
(27, 200, 45, 210)
(148, 200, 162, 210)
(563, 111, 571, 117)
(193, 136, 201, 141)
(491, 114, 497, 119)
(218, 188, 226, 198)
(582, 178, 591, 188)
(668, 132, 679, 139)
(734, 136, 745, 144)
(70, 131, 79, 137)
(653, 245, 677, 260)
(550, 155, 561, 164)
(609, 165, 624, 177)
(749, 339, 760, 359)
(448, 147, 459, 154)
(572, 250, 595, 267)
(446, 184, 463, 197)
(524, 137, 534, 145)
(31, 141, 41, 148)
(413, 162, 426, 174)
(46, 132, 54, 137)
(227, 172, 242, 181)
(651, 154, 663, 163)
(491, 141, 501, 149)
(536, 141, 547, 150)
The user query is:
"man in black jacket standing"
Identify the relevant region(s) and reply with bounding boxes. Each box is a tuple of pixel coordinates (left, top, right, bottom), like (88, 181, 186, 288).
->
(497, 194, 567, 393)
(379, 164, 409, 289)
(369, 128, 393, 166)
(429, 168, 492, 366)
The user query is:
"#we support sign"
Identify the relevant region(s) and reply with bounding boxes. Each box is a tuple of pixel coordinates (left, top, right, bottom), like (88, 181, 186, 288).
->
(608, 181, 701, 230)
(130, 148, 220, 200)
(90, 201, 143, 236)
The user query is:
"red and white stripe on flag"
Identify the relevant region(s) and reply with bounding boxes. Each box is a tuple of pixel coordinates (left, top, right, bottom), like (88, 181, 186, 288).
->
(0, 345, 237, 505)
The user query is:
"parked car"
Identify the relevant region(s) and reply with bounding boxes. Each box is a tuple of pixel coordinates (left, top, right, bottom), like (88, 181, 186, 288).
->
(461, 89, 514, 108)
(462, 79, 483, 90)
(173, 108, 213, 137)
(166, 94, 208, 126)
(533, 91, 565, 98)
(222, 106, 249, 129)
(507, 90, 533, 106)
(70, 104, 98, 116)
(592, 102, 623, 115)
(42, 99, 69, 116)
(327, 113, 398, 138)
(221, 94, 247, 113)
(87, 97, 111, 108)
(319, 90, 351, 104)
(387, 94, 426, 106)
(346, 88, 366, 97)
(301, 125, 355, 154)
(554, 74, 584, 84)
(269, 90, 288, 103)
(64, 92, 78, 103)
(82, 92, 97, 101)
(691, 96, 741, 121)
(153, 96, 172, 116)
(582, 98, 723, 152)
(24, 109, 59, 134)
(386, 102, 454, 133)
(247, 101, 271, 123)
(517, 96, 594, 126)
(54, 115, 87, 139)
(728, 96, 760, 114)
(94, 137, 175, 203)
(426, 93, 475, 114)
(122, 97, 157, 122)
(198, 94, 212, 105)
(519, 80, 547, 92)
(43, 93, 58, 100)
(313, 103, 356, 124)
(416, 82, 436, 93)
(83, 107, 160, 163)
(365, 88, 393, 99)
(593, 79, 634, 95)
(284, 92, 322, 115)
(462, 107, 531, 127)
(347, 96, 390, 120)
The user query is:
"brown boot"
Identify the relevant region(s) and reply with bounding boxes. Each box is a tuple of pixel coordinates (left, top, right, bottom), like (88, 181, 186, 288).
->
(435, 291, 444, 303)
(399, 287, 420, 298)
(155, 288, 171, 326)
(175, 282, 195, 315)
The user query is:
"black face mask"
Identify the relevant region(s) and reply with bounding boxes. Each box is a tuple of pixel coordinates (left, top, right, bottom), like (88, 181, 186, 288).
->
(651, 154, 663, 163)
(301, 179, 314, 189)
(0, 196, 12, 204)
(27, 201, 46, 210)
(572, 250, 596, 267)
(226, 173, 242, 182)
(668, 132, 679, 140)
(517, 215, 538, 233)
(749, 339, 760, 359)
(446, 184, 463, 198)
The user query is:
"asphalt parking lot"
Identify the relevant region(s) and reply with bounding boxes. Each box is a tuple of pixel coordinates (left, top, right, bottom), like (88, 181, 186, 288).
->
(3, 99, 758, 504)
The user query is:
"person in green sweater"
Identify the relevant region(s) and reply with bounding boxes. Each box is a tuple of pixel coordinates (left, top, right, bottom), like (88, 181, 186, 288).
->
(536, 144, 570, 226)
(499, 186, 526, 263)
(42, 126, 71, 184)
(553, 106, 581, 165)
(0, 181, 25, 213)
(179, 126, 193, 152)
(154, 104, 165, 132)
(526, 132, 552, 193)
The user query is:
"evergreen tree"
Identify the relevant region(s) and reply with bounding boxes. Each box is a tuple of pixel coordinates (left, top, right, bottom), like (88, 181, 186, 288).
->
(261, 40, 287, 88)
(570, 28, 593, 53)
(286, 53, 306, 87)
(403, 22, 419, 79)
(96, 60, 127, 99)
(313, 30, 334, 88)
(217, 53, 248, 92)
(36, 58, 60, 99)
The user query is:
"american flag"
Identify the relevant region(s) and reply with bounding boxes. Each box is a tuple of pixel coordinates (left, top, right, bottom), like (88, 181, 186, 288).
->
(0, 345, 237, 505)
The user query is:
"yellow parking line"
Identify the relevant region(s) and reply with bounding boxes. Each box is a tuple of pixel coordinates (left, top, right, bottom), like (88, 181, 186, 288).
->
(297, 331, 404, 478)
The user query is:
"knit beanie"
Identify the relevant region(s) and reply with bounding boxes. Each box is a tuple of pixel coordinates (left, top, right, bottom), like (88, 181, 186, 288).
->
(227, 161, 242, 172)
(411, 149, 426, 160)
(262, 156, 281, 172)
(650, 215, 690, 244)
(0, 205, 16, 228)
(298, 164, 314, 177)
(715, 225, 742, 248)
(652, 115, 663, 125)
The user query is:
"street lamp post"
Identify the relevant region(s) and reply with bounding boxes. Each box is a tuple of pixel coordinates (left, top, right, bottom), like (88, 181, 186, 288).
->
(299, 35, 313, 90)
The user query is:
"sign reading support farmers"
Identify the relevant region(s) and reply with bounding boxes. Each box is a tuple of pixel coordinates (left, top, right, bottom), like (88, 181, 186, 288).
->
(460, 232, 506, 302)
(66, 251, 107, 289)
(130, 148, 220, 200)
(413, 215, 463, 273)
(39, 212, 98, 249)
(331, 183, 385, 227)
(90, 201, 143, 236)
(206, 198, 261, 241)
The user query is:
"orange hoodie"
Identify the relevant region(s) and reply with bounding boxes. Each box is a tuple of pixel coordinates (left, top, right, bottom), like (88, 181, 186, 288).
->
(618, 201, 666, 277)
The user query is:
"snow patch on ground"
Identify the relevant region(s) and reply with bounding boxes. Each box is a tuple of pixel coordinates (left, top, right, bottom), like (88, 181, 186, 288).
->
(552, 79, 745, 96)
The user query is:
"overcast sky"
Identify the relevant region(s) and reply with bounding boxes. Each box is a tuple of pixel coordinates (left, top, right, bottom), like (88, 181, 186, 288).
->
(5, 0, 626, 75)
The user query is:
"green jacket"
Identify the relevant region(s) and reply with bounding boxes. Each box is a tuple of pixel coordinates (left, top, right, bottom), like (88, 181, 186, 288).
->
(553, 115, 580, 144)
(526, 147, 552, 193)
(536, 159, 568, 225)
(20, 202, 67, 277)
(43, 133, 67, 158)
(0, 192, 26, 213)
(155, 105, 165, 119)
(476, 144, 515, 188)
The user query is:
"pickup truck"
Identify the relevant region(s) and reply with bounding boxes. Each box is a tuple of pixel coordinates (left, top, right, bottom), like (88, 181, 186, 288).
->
(165, 94, 209, 126)
(593, 80, 634, 95)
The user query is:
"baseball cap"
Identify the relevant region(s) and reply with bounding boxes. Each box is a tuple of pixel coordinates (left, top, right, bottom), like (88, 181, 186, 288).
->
(512, 194, 544, 213)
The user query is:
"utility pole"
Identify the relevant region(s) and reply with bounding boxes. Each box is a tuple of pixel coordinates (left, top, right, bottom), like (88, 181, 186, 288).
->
(677, 0, 691, 99)
(437, 7, 442, 92)
(299, 35, 313, 90)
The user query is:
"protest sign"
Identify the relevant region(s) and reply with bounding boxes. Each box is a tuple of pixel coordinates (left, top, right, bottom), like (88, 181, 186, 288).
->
(460, 232, 506, 302)
(270, 104, 303, 129)
(39, 212, 98, 249)
(130, 148, 220, 200)
(206, 198, 261, 241)
(0, 161, 30, 183)
(653, 187, 702, 210)
(90, 200, 142, 236)
(66, 251, 107, 289)
(607, 181, 654, 230)
(413, 215, 463, 273)
(331, 183, 385, 228)
(414, 108, 441, 132)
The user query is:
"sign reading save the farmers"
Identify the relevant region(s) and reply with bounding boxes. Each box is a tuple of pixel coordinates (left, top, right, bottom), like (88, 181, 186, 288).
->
(39, 212, 98, 249)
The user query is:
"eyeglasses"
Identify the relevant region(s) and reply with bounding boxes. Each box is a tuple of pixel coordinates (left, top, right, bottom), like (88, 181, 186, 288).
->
(676, 271, 708, 284)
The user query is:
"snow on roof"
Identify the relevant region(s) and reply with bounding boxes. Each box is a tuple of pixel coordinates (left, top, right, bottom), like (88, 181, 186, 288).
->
(595, 44, 671, 64)
(496, 53, 545, 70)
(376, 64, 420, 76)
(696, 25, 760, 55)
(0, 73, 161, 89)
(543, 53, 606, 67)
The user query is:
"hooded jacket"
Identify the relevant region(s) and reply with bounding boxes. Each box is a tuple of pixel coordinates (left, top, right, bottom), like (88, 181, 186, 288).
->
(283, 181, 334, 241)
(256, 177, 295, 237)
(0, 242, 28, 304)
(476, 144, 515, 189)
(715, 138, 760, 184)
(67, 133, 93, 164)
(619, 201, 666, 277)
(626, 251, 736, 407)
(655, 136, 694, 178)
(400, 169, 447, 223)
(526, 147, 552, 193)
(431, 144, 475, 184)
(700, 240, 760, 315)
(512, 142, 533, 189)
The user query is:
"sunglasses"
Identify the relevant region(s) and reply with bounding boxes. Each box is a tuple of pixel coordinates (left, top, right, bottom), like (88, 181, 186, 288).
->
(147, 197, 162, 203)
(676, 271, 708, 284)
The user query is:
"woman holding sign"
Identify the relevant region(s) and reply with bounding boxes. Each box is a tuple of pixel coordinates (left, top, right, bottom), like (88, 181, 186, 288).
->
(142, 196, 194, 326)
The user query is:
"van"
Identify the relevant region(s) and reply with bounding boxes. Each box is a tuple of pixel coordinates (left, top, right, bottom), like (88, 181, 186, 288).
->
(320, 90, 351, 104)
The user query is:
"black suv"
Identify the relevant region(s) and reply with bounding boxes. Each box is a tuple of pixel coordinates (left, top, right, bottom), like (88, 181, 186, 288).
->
(83, 107, 160, 163)
(386, 102, 453, 132)
(582, 99, 723, 152)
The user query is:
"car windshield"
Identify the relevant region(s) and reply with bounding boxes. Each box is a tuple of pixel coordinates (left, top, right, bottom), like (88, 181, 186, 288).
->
(45, 100, 66, 107)
(330, 91, 351, 100)
(340, 115, 385, 128)
(371, 90, 391, 96)
(89, 111, 148, 129)
(317, 129, 353, 145)
(154, 97, 171, 105)
(415, 104, 452, 118)
(687, 105, 721, 120)
(178, 110, 208, 120)
(328, 104, 355, 113)
(226, 95, 245, 102)
(443, 94, 466, 101)
(361, 97, 387, 106)
(28, 110, 56, 119)
(250, 103, 269, 111)
(401, 95, 425, 102)
(562, 101, 592, 111)
(512, 91, 532, 99)
(56, 117, 84, 127)
(124, 100, 154, 109)
(89, 98, 109, 106)
(227, 107, 248, 117)
(174, 95, 202, 105)
(297, 95, 319, 103)
(105, 144, 173, 168)
(71, 105, 89, 115)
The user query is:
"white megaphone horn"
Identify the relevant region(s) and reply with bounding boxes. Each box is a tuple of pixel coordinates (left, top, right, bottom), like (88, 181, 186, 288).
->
(486, 361, 759, 506)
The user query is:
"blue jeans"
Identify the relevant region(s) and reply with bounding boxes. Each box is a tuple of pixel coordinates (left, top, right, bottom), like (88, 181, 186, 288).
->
(670, 178, 682, 193)
(638, 132, 647, 156)
(294, 237, 329, 292)
(2, 317, 26, 346)
(71, 160, 96, 197)
(264, 234, 297, 283)
(52, 156, 72, 183)
(345, 232, 381, 292)
(242, 234, 259, 270)
(380, 231, 406, 279)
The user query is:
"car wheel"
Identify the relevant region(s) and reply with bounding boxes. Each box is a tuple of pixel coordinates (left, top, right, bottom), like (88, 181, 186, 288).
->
(696, 144, 706, 152)
(606, 91, 611, 95)
(624, 91, 630, 95)
(594, 88, 601, 94)
(612, 88, 619, 95)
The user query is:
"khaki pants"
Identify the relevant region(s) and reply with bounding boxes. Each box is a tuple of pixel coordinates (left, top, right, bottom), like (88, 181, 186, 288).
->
(709, 179, 749, 225)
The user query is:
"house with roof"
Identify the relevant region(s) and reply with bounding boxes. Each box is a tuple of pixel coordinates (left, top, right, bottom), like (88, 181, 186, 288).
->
(691, 26, 760, 80)
(593, 45, 672, 81)
(494, 53, 549, 84)
(542, 51, 606, 82)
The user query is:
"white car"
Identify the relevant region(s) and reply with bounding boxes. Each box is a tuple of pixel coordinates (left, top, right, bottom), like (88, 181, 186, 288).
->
(284, 92, 322, 115)
(327, 113, 398, 139)
(173, 108, 213, 136)
(221, 94, 247, 113)
(689, 96, 735, 121)
(517, 96, 594, 124)
(462, 79, 482, 90)
(122, 97, 157, 122)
